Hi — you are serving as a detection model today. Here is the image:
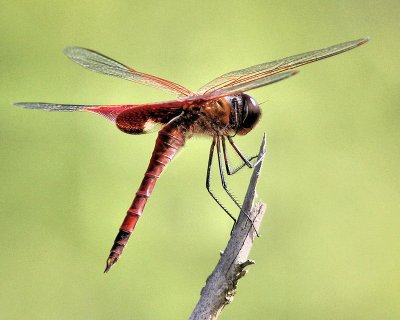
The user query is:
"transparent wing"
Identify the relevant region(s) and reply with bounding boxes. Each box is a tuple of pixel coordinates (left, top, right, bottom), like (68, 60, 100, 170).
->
(197, 38, 369, 95)
(209, 70, 299, 96)
(64, 47, 193, 96)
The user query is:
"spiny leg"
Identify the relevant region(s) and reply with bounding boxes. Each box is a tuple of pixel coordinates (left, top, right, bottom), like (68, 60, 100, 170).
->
(216, 136, 260, 237)
(206, 136, 237, 225)
(227, 135, 266, 170)
(216, 137, 242, 209)
(222, 136, 259, 175)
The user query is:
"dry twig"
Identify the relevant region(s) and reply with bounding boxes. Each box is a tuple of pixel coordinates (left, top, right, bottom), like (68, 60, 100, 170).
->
(189, 134, 267, 320)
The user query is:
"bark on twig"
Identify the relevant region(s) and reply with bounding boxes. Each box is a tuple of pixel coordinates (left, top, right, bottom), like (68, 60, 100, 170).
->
(189, 134, 267, 320)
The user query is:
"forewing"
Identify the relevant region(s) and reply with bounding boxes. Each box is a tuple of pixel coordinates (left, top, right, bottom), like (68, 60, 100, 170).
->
(197, 38, 369, 95)
(209, 70, 299, 96)
(64, 47, 193, 96)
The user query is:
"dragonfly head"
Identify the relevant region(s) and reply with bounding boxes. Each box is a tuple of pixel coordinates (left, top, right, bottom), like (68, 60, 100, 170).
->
(234, 94, 261, 135)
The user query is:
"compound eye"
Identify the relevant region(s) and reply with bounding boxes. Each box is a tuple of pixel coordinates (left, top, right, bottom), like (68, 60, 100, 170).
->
(239, 94, 261, 134)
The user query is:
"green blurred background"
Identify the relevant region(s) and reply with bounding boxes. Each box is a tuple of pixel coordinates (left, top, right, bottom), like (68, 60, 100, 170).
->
(1, 1, 399, 319)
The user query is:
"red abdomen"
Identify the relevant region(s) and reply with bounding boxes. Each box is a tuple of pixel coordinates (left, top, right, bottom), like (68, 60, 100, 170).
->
(105, 123, 186, 272)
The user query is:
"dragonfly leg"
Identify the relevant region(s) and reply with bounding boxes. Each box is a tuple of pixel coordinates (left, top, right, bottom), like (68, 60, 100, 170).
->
(216, 137, 242, 209)
(216, 136, 260, 237)
(206, 136, 237, 226)
(222, 136, 259, 175)
(226, 135, 266, 172)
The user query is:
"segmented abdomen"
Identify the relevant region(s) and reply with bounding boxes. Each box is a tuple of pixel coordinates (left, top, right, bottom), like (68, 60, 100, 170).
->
(105, 123, 186, 272)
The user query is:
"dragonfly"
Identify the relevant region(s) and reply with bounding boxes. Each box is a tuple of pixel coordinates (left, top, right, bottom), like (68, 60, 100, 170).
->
(15, 37, 369, 272)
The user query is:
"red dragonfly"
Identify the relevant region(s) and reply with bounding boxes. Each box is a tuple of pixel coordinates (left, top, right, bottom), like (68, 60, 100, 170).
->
(15, 37, 368, 272)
